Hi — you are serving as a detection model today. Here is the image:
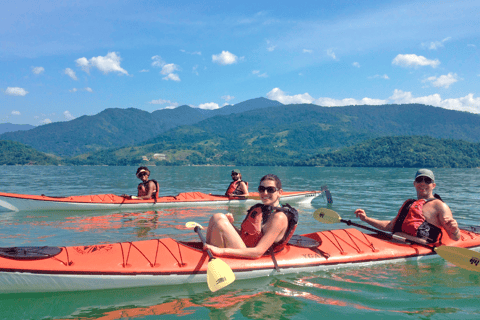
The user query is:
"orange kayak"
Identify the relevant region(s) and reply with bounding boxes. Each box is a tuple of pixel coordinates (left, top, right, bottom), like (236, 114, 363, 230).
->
(0, 188, 331, 212)
(1, 227, 479, 293)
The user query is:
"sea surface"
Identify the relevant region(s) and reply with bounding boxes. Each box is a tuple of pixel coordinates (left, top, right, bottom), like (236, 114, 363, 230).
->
(0, 166, 479, 319)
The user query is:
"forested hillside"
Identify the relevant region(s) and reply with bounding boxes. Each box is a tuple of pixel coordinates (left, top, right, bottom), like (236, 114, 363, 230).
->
(0, 98, 282, 157)
(0, 140, 60, 165)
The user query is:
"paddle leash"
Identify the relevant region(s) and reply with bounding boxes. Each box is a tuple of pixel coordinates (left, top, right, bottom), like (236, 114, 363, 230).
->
(185, 222, 235, 292)
(313, 208, 480, 273)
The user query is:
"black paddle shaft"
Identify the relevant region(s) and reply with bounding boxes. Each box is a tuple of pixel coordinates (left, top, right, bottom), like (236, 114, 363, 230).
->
(341, 219, 434, 251)
(194, 226, 215, 260)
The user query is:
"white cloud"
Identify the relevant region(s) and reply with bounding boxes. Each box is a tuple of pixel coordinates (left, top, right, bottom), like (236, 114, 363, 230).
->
(161, 63, 179, 75)
(63, 111, 75, 121)
(389, 89, 480, 113)
(151, 56, 180, 81)
(32, 66, 44, 75)
(192, 65, 199, 76)
(252, 70, 268, 78)
(303, 49, 313, 54)
(148, 99, 179, 108)
(139, 69, 149, 72)
(424, 73, 459, 88)
(369, 74, 390, 80)
(352, 62, 360, 68)
(151, 55, 165, 67)
(326, 49, 337, 60)
(85, 87, 93, 92)
(75, 57, 90, 73)
(392, 54, 440, 68)
(162, 73, 180, 81)
(222, 95, 235, 102)
(267, 88, 388, 106)
(267, 88, 314, 104)
(75, 52, 128, 75)
(197, 102, 220, 110)
(40, 119, 52, 125)
(5, 87, 28, 96)
(421, 37, 451, 50)
(180, 49, 201, 55)
(69, 88, 78, 92)
(11, 110, 21, 115)
(212, 51, 238, 65)
(64, 68, 77, 80)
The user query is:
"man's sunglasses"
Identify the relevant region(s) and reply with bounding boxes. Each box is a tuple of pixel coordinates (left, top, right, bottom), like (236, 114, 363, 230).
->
(231, 173, 239, 176)
(415, 176, 433, 184)
(258, 186, 278, 194)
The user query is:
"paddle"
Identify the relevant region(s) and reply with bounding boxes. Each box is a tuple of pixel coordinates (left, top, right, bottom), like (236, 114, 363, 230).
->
(185, 221, 235, 292)
(313, 208, 480, 273)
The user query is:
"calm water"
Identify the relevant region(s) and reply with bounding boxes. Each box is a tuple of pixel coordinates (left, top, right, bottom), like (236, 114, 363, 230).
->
(0, 166, 479, 319)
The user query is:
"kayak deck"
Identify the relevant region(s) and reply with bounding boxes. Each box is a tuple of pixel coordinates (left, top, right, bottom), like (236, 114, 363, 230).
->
(0, 189, 330, 212)
(1, 228, 479, 293)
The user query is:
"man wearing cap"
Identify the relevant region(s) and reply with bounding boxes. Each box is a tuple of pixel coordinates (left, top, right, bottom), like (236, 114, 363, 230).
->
(354, 169, 460, 243)
(225, 169, 249, 197)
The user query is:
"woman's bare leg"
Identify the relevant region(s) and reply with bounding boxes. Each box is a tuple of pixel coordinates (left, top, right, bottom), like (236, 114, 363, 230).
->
(206, 213, 246, 248)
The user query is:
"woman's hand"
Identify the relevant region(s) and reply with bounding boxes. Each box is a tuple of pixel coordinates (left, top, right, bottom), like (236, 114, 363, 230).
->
(204, 243, 224, 256)
(225, 213, 234, 224)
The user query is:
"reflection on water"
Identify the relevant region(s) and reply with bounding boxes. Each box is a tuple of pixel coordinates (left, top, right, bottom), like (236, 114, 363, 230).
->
(0, 166, 480, 319)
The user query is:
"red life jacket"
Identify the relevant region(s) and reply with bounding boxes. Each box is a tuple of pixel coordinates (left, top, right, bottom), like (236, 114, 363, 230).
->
(225, 180, 248, 196)
(240, 203, 298, 253)
(393, 198, 442, 243)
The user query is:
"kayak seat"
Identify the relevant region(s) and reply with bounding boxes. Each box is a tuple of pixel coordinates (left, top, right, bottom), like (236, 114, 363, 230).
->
(0, 246, 62, 260)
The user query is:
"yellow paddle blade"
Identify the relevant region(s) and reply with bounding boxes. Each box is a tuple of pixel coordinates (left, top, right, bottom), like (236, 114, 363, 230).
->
(313, 208, 341, 224)
(207, 257, 236, 292)
(435, 246, 480, 273)
(185, 221, 203, 229)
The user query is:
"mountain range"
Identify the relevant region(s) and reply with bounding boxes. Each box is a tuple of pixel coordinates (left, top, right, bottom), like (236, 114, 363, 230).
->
(0, 98, 281, 157)
(2, 97, 480, 167)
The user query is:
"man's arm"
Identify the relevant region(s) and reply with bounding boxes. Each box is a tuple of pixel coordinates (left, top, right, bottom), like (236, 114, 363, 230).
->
(436, 202, 461, 241)
(354, 209, 396, 232)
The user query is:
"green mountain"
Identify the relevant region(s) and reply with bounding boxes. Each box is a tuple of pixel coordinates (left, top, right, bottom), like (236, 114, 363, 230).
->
(0, 140, 61, 165)
(303, 136, 480, 168)
(0, 98, 282, 157)
(67, 103, 480, 167)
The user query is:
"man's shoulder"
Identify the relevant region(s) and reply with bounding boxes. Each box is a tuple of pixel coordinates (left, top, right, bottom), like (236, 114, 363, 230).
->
(426, 198, 450, 211)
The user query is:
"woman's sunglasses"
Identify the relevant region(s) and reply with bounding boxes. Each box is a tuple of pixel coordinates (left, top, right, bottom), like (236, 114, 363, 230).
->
(258, 186, 278, 194)
(415, 176, 433, 184)
(137, 172, 148, 177)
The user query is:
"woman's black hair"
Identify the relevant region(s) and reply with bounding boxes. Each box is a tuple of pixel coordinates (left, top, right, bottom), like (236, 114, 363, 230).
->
(259, 174, 282, 190)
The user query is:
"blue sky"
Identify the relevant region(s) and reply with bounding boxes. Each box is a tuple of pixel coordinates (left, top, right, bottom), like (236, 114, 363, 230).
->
(1, 0, 479, 126)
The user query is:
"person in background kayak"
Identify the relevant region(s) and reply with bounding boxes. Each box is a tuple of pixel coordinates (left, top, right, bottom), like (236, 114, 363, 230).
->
(123, 166, 159, 200)
(205, 174, 298, 259)
(225, 169, 249, 197)
(354, 168, 460, 243)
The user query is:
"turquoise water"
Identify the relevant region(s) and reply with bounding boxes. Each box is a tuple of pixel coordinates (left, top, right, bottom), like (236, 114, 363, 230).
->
(0, 166, 479, 319)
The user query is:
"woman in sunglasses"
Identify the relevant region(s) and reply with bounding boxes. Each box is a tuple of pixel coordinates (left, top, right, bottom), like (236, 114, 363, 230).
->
(354, 169, 460, 243)
(123, 166, 159, 200)
(205, 174, 298, 259)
